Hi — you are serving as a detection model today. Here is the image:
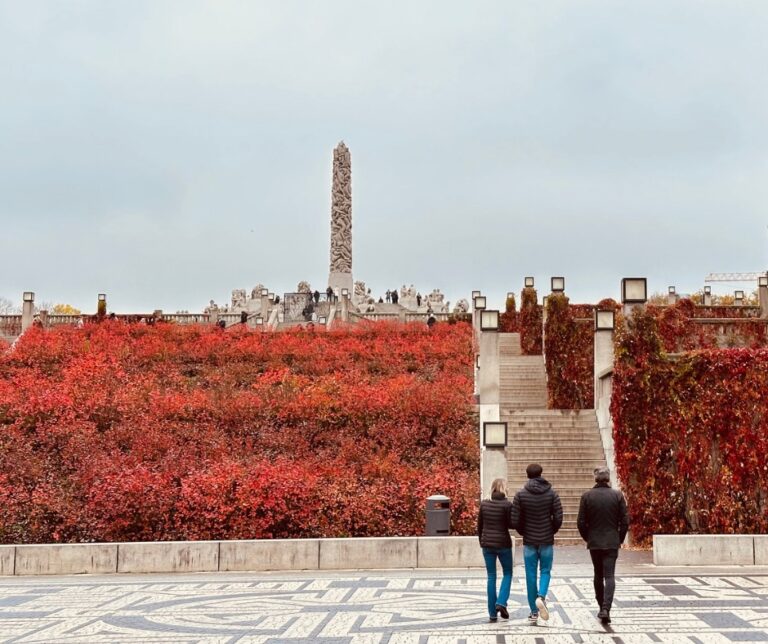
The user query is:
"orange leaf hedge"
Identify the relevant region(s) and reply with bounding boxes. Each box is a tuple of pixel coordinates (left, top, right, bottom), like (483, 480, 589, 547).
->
(0, 321, 479, 543)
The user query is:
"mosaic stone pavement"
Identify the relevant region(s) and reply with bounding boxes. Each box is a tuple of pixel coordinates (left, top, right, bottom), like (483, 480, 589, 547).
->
(1, 570, 768, 643)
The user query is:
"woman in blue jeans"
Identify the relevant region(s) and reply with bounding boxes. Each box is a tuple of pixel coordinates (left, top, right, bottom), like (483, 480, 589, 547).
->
(477, 478, 513, 622)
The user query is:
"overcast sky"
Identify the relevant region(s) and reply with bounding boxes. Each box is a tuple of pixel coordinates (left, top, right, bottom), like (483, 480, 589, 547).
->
(1, 1, 767, 313)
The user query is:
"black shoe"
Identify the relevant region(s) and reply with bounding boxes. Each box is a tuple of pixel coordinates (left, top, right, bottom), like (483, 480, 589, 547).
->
(598, 609, 611, 623)
(489, 616, 498, 623)
(495, 604, 509, 619)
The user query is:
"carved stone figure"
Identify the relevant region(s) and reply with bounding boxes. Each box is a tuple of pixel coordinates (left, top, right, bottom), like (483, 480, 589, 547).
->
(251, 284, 265, 299)
(354, 281, 367, 300)
(329, 142, 352, 273)
(231, 289, 247, 311)
(297, 281, 311, 294)
(453, 299, 470, 314)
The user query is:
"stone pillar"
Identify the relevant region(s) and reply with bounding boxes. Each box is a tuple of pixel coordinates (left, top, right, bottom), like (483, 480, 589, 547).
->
(478, 327, 504, 496)
(38, 310, 49, 328)
(594, 321, 618, 488)
(260, 292, 271, 322)
(21, 292, 35, 332)
(759, 277, 768, 318)
(328, 142, 353, 297)
(340, 291, 349, 322)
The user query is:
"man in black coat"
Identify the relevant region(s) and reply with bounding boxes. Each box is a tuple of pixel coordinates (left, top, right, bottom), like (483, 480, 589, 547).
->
(577, 466, 629, 624)
(510, 463, 563, 625)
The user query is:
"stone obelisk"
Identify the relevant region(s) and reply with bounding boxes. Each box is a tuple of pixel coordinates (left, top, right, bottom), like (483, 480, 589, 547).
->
(328, 141, 353, 297)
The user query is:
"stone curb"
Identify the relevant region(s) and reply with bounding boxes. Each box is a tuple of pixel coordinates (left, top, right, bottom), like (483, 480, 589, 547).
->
(0, 536, 508, 576)
(654, 535, 768, 566)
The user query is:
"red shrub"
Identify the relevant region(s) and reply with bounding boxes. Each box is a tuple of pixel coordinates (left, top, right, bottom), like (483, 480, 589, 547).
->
(0, 321, 478, 543)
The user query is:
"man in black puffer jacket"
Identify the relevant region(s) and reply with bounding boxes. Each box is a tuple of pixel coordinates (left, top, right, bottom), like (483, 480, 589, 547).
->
(510, 463, 563, 625)
(577, 466, 629, 624)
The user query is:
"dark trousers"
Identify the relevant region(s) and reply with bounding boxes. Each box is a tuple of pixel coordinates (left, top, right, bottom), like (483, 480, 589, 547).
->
(589, 548, 618, 610)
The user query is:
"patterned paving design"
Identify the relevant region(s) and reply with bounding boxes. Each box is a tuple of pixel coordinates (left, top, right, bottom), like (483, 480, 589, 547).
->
(1, 572, 767, 643)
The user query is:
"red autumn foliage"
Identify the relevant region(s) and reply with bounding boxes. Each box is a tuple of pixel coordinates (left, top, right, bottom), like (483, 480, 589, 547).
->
(499, 295, 519, 333)
(543, 294, 594, 409)
(650, 299, 767, 353)
(612, 308, 768, 543)
(519, 288, 542, 355)
(0, 321, 479, 543)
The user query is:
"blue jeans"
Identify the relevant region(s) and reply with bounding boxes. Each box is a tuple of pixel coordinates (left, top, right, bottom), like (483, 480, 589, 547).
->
(523, 544, 553, 614)
(482, 547, 513, 618)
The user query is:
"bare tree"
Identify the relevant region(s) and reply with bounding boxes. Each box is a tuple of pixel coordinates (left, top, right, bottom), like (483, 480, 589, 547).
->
(0, 296, 20, 314)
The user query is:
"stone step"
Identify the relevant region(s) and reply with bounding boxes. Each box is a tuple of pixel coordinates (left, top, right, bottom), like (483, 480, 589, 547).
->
(508, 452, 605, 461)
(504, 410, 597, 418)
(506, 431, 599, 438)
(504, 421, 598, 429)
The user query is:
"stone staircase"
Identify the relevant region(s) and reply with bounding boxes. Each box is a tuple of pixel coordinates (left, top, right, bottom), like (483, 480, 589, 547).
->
(499, 333, 605, 545)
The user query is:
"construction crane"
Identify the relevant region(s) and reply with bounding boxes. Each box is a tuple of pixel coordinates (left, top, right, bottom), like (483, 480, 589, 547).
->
(705, 272, 762, 282)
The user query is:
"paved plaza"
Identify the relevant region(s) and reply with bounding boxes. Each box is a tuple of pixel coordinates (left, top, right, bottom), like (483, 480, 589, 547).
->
(1, 547, 768, 643)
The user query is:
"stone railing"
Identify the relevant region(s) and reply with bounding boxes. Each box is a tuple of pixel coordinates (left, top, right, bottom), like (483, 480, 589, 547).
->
(162, 313, 211, 325)
(0, 536, 497, 576)
(0, 315, 22, 337)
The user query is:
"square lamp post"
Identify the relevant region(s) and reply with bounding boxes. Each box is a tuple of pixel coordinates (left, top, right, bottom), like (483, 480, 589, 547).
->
(23, 291, 35, 303)
(268, 292, 275, 301)
(595, 309, 615, 331)
(318, 316, 327, 324)
(668, 286, 676, 295)
(621, 278, 647, 304)
(341, 288, 349, 298)
(480, 310, 499, 331)
(483, 421, 508, 448)
(475, 354, 480, 369)
(260, 288, 269, 297)
(473, 295, 487, 310)
(551, 277, 565, 293)
(704, 285, 712, 295)
(471, 290, 481, 299)
(760, 274, 768, 288)
(98, 293, 106, 302)
(525, 276, 534, 288)
(254, 316, 263, 326)
(506, 292, 514, 300)
(735, 290, 745, 305)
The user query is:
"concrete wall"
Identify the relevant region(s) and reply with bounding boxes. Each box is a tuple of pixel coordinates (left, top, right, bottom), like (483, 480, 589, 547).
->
(0, 536, 501, 577)
(15, 544, 117, 576)
(118, 541, 219, 574)
(654, 535, 760, 566)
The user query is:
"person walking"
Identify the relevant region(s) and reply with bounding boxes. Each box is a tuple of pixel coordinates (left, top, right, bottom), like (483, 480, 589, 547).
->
(577, 466, 629, 624)
(510, 463, 563, 625)
(477, 478, 513, 622)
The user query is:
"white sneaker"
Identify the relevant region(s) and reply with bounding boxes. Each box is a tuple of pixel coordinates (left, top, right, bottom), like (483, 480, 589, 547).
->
(535, 596, 549, 621)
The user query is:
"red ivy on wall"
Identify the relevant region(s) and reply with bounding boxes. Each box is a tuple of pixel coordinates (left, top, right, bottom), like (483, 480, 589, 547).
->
(0, 321, 479, 543)
(543, 294, 594, 410)
(499, 294, 519, 332)
(612, 308, 768, 543)
(519, 288, 542, 355)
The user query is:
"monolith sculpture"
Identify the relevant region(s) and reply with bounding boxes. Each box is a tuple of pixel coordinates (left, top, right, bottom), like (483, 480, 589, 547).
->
(328, 141, 353, 297)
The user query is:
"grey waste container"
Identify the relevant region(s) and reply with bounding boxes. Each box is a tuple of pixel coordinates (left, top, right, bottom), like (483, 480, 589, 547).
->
(425, 495, 451, 536)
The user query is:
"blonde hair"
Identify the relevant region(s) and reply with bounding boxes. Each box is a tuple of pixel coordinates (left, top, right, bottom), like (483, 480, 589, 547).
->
(489, 478, 507, 498)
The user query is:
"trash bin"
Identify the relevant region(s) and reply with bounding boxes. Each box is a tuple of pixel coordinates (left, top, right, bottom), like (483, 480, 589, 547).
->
(425, 494, 450, 536)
